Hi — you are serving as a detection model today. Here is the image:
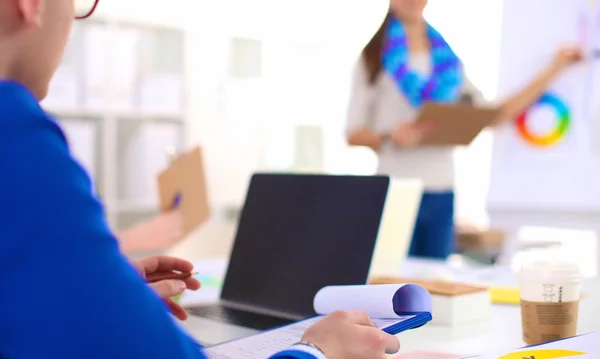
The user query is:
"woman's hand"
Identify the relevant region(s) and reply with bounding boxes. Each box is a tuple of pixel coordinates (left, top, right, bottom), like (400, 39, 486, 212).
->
(551, 46, 584, 70)
(131, 255, 201, 320)
(119, 210, 185, 254)
(389, 122, 434, 148)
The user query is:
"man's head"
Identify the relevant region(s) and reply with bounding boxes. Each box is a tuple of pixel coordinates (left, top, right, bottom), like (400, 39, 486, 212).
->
(0, 0, 76, 100)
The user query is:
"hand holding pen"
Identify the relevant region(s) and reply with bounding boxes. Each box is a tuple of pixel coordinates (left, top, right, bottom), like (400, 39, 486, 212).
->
(131, 255, 201, 320)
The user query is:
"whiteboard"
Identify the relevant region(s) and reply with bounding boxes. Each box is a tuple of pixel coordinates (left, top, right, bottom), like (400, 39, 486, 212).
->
(487, 0, 600, 229)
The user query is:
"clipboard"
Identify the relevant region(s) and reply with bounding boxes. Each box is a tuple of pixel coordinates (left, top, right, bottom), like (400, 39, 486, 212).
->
(157, 146, 210, 237)
(415, 103, 501, 146)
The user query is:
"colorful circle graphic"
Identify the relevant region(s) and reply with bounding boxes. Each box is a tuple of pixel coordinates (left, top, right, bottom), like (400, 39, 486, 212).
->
(515, 92, 571, 147)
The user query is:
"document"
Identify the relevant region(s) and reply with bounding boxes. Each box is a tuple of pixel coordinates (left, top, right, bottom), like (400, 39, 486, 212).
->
(204, 284, 433, 359)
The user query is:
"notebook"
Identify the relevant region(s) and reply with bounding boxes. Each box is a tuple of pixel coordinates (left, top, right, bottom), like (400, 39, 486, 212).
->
(203, 284, 433, 359)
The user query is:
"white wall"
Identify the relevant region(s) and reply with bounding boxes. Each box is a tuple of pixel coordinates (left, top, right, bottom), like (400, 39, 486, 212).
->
(96, 0, 504, 223)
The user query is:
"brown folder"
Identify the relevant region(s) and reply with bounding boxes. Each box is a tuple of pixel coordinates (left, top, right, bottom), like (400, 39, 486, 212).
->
(157, 146, 210, 237)
(415, 103, 501, 146)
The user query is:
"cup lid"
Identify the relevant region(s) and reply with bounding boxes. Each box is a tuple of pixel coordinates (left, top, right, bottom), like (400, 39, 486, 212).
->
(518, 260, 582, 282)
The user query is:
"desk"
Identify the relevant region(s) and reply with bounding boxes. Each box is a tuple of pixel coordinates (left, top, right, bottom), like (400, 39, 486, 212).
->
(175, 257, 600, 357)
(169, 221, 600, 356)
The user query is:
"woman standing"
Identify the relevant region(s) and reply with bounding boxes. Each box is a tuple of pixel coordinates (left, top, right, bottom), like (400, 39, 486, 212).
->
(346, 0, 582, 260)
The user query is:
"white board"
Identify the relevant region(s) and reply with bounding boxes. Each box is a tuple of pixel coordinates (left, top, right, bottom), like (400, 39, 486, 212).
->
(488, 0, 600, 230)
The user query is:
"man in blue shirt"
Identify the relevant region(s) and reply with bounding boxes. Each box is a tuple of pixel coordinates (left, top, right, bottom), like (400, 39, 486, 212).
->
(0, 0, 401, 358)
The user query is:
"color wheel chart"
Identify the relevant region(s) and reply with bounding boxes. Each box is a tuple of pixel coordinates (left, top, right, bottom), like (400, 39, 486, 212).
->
(513, 0, 598, 150)
(515, 92, 572, 148)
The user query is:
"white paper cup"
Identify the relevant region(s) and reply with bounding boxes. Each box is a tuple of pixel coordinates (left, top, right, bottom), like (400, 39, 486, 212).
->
(518, 261, 583, 345)
(519, 261, 582, 303)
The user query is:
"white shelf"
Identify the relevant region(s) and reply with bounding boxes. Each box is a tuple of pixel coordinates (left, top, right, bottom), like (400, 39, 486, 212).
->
(45, 19, 187, 231)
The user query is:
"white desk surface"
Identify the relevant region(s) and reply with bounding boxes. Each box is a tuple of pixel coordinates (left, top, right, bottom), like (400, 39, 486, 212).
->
(168, 221, 600, 357)
(175, 256, 600, 357)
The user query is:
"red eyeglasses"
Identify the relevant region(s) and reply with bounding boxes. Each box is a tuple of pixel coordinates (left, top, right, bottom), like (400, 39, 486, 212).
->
(75, 0, 99, 20)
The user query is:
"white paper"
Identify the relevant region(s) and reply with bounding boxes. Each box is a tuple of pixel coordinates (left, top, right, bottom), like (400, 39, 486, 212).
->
(313, 284, 432, 318)
(466, 331, 598, 358)
(203, 284, 431, 359)
(204, 315, 415, 359)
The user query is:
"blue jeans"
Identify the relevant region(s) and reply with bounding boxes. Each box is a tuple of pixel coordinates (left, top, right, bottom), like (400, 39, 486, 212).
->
(408, 191, 455, 260)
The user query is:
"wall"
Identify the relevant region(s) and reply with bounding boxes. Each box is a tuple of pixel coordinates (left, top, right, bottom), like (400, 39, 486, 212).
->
(95, 0, 504, 224)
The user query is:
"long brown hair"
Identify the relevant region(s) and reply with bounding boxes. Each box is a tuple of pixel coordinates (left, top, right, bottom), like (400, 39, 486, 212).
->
(361, 13, 392, 85)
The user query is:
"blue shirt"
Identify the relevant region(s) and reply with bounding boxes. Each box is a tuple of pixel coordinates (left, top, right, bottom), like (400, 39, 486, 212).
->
(0, 81, 321, 359)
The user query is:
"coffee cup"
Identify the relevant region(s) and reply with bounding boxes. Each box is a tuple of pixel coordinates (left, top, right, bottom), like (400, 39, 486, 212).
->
(518, 261, 582, 346)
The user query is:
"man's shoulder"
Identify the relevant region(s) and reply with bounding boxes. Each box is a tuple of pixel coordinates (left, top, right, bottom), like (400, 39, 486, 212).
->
(0, 92, 67, 154)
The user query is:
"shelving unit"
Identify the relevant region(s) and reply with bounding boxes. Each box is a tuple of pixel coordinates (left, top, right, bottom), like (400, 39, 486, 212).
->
(42, 18, 187, 231)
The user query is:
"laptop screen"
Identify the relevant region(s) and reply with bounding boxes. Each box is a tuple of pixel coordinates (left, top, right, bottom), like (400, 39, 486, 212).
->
(220, 173, 390, 318)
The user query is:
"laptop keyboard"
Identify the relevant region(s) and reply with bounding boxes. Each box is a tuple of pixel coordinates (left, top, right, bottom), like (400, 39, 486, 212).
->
(187, 305, 296, 331)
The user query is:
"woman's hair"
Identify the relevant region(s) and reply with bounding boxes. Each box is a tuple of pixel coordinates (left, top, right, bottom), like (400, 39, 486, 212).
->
(361, 13, 392, 84)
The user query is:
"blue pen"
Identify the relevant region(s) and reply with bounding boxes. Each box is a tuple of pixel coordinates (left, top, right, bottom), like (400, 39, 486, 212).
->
(173, 192, 182, 209)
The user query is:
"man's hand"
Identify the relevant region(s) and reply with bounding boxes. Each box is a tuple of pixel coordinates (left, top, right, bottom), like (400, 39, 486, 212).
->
(389, 122, 434, 148)
(131, 255, 201, 320)
(301, 310, 400, 359)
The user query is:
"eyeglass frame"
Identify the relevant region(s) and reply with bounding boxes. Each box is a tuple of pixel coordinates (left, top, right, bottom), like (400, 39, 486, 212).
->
(75, 0, 99, 20)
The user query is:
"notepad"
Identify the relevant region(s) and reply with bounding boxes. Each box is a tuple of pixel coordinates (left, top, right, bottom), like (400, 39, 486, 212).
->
(203, 284, 433, 359)
(488, 286, 520, 305)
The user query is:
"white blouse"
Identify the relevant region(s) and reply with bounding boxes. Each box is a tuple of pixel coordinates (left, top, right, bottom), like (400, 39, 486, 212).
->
(345, 53, 487, 192)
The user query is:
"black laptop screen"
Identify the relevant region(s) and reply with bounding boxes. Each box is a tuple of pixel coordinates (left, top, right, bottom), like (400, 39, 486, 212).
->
(220, 173, 390, 319)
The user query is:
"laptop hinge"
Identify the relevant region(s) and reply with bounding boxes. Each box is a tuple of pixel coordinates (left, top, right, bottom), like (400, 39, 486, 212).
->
(220, 299, 305, 321)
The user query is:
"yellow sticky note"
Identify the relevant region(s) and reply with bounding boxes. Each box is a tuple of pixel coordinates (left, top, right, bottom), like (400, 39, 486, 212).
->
(499, 349, 586, 359)
(489, 286, 520, 305)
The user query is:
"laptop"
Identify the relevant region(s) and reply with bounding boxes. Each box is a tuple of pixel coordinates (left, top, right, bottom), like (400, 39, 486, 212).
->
(186, 173, 422, 332)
